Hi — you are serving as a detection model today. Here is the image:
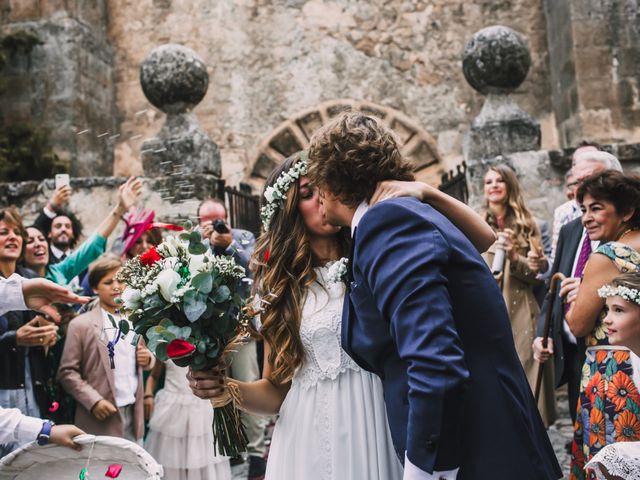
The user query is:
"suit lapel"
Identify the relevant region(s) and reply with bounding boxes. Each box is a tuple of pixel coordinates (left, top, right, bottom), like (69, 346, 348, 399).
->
(342, 228, 357, 354)
(89, 308, 117, 397)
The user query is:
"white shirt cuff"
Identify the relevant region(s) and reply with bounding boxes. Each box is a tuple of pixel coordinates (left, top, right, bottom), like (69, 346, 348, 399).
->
(43, 205, 57, 219)
(1, 275, 28, 315)
(404, 453, 458, 480)
(15, 415, 44, 443)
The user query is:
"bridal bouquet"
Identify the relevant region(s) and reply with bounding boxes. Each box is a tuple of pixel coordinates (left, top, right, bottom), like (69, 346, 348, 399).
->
(116, 224, 249, 456)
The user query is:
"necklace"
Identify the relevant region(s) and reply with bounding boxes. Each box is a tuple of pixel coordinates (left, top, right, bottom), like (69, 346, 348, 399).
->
(619, 227, 640, 240)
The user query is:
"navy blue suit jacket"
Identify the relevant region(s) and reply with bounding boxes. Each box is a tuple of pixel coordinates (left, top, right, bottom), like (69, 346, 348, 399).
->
(343, 197, 561, 478)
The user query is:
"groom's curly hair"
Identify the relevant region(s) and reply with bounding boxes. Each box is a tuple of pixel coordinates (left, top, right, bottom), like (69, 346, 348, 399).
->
(307, 111, 414, 207)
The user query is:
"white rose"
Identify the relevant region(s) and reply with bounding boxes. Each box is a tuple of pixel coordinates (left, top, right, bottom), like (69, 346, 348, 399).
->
(188, 254, 206, 276)
(120, 288, 142, 310)
(156, 269, 182, 302)
(264, 186, 278, 203)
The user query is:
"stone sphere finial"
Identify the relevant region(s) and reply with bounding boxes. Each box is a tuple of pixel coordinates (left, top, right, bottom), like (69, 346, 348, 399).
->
(140, 44, 209, 114)
(462, 26, 531, 95)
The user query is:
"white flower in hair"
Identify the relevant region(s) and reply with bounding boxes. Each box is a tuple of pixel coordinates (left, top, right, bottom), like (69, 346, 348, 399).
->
(260, 153, 309, 231)
(598, 284, 640, 306)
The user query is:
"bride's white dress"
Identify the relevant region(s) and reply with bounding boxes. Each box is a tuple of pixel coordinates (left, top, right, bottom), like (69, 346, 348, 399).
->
(265, 265, 403, 480)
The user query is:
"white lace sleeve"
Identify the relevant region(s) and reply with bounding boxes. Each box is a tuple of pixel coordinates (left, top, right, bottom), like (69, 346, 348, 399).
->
(586, 442, 640, 479)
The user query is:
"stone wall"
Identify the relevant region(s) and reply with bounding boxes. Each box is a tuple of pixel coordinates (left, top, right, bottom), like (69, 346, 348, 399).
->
(544, 0, 640, 147)
(0, 0, 117, 177)
(107, 0, 556, 182)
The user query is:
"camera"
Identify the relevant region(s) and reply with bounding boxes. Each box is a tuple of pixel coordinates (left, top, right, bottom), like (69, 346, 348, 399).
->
(213, 219, 230, 234)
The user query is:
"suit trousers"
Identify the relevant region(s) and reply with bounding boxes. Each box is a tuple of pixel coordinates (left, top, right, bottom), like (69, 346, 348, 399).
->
(229, 340, 266, 457)
(561, 337, 582, 424)
(118, 404, 138, 443)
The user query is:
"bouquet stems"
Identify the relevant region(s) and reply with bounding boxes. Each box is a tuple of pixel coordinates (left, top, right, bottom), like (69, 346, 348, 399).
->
(211, 386, 248, 457)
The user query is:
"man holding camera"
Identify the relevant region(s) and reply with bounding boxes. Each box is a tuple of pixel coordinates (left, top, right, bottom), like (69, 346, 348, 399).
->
(197, 198, 266, 480)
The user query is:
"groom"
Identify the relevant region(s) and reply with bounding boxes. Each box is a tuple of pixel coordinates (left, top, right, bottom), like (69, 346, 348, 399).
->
(307, 112, 561, 479)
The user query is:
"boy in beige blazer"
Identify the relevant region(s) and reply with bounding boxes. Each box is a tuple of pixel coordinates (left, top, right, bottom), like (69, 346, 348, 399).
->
(58, 255, 154, 442)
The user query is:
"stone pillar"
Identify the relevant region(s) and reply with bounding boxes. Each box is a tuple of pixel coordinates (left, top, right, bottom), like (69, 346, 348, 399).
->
(462, 26, 542, 208)
(0, 1, 116, 177)
(139, 44, 221, 179)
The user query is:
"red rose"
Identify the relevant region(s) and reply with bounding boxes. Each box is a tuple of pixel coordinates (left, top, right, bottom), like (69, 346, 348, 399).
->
(166, 339, 196, 359)
(139, 246, 161, 266)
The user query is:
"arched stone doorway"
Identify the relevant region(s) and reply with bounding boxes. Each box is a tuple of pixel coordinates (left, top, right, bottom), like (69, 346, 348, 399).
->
(248, 99, 443, 187)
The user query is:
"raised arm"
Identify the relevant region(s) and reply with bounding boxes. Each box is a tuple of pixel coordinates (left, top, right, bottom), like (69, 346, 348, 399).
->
(370, 181, 496, 252)
(357, 200, 469, 474)
(94, 177, 142, 240)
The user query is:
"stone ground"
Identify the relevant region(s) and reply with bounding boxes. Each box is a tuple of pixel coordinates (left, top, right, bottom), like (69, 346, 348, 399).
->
(231, 389, 575, 479)
(548, 386, 575, 478)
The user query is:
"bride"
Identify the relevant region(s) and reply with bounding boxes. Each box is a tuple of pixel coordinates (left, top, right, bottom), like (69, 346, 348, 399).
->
(188, 152, 495, 479)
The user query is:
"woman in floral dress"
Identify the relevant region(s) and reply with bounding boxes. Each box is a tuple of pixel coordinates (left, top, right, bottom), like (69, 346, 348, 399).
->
(566, 171, 640, 479)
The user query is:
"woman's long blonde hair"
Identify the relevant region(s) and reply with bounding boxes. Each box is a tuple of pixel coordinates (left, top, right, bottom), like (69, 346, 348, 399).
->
(251, 152, 349, 383)
(484, 164, 540, 250)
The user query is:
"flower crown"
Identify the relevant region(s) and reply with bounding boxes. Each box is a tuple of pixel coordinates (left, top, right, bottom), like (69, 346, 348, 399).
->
(598, 284, 640, 306)
(260, 153, 308, 231)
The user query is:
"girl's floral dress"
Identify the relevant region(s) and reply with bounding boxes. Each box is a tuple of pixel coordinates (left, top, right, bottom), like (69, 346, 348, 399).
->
(570, 242, 640, 479)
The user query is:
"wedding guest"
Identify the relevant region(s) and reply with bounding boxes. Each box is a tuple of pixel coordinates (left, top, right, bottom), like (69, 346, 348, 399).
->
(57, 255, 154, 443)
(0, 208, 59, 456)
(583, 273, 640, 479)
(550, 150, 622, 263)
(144, 360, 231, 480)
(482, 164, 556, 427)
(119, 209, 163, 260)
(565, 171, 640, 479)
(533, 215, 592, 450)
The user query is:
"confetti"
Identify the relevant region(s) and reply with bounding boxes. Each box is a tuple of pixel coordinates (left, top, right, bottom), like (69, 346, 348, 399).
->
(105, 464, 123, 478)
(48, 401, 59, 412)
(79, 467, 88, 480)
(130, 134, 142, 140)
(96, 131, 110, 138)
(76, 129, 90, 135)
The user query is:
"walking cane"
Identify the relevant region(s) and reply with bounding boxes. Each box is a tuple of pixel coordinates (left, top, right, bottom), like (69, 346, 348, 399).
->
(534, 272, 566, 403)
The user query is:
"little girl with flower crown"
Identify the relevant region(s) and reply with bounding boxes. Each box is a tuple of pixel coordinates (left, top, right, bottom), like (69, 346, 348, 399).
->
(585, 272, 640, 479)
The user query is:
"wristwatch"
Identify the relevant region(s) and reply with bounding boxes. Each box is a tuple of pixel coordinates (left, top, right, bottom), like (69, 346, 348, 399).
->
(37, 420, 55, 446)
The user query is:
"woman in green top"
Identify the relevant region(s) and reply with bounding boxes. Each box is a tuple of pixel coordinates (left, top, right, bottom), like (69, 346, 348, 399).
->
(22, 177, 142, 286)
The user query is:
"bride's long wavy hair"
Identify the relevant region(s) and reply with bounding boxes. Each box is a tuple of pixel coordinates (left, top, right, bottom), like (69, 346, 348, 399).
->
(251, 152, 349, 383)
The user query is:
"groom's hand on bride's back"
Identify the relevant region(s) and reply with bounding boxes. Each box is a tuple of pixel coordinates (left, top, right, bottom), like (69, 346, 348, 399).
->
(187, 365, 227, 399)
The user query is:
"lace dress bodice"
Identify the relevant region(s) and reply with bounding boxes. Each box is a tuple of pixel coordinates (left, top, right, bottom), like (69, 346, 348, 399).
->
(294, 265, 360, 390)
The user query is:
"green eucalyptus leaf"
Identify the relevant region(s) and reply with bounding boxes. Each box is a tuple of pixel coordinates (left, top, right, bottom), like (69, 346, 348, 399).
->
(155, 342, 169, 361)
(179, 232, 191, 241)
(107, 314, 117, 329)
(182, 220, 193, 231)
(184, 295, 207, 322)
(118, 320, 130, 336)
(192, 272, 213, 294)
(213, 285, 231, 303)
(188, 242, 207, 255)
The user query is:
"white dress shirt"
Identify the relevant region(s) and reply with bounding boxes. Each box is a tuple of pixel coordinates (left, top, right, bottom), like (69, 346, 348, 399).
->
(0, 275, 28, 316)
(352, 201, 458, 480)
(101, 309, 138, 407)
(0, 406, 43, 444)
